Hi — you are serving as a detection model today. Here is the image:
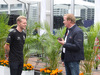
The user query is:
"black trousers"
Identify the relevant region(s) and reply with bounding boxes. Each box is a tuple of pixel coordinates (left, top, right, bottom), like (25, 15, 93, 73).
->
(9, 61, 23, 75)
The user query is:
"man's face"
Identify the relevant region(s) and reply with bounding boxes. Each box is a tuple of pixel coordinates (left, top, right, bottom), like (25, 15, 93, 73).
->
(18, 19, 27, 30)
(63, 16, 70, 28)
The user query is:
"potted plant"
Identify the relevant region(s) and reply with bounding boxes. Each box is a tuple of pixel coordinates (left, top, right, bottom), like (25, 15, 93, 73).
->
(40, 67, 62, 75)
(0, 13, 10, 60)
(22, 63, 34, 75)
(23, 22, 43, 64)
(80, 23, 100, 75)
(27, 22, 66, 74)
(0, 60, 10, 75)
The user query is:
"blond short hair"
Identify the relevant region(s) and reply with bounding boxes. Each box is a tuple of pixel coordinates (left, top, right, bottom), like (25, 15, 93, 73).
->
(64, 14, 76, 23)
(16, 16, 27, 22)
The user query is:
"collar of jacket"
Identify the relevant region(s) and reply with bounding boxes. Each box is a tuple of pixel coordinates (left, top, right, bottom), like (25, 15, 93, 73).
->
(65, 25, 76, 35)
(68, 24, 76, 31)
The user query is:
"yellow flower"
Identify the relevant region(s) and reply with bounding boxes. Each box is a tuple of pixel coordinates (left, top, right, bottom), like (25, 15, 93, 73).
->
(44, 68, 47, 70)
(30, 68, 33, 70)
(6, 63, 8, 65)
(55, 68, 58, 71)
(44, 70, 47, 73)
(23, 63, 34, 70)
(1, 63, 3, 65)
(40, 68, 44, 72)
(31, 66, 34, 68)
(58, 70, 62, 72)
(27, 63, 32, 66)
(46, 70, 51, 73)
(27, 67, 29, 69)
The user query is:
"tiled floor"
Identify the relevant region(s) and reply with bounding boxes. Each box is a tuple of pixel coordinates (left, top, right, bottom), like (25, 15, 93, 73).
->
(27, 57, 100, 75)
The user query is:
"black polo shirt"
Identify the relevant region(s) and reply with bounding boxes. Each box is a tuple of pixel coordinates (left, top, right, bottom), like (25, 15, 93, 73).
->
(6, 29, 26, 62)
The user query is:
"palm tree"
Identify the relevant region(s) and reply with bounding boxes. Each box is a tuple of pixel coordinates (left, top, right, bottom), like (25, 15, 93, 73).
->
(23, 21, 66, 70)
(80, 23, 100, 74)
(0, 13, 10, 60)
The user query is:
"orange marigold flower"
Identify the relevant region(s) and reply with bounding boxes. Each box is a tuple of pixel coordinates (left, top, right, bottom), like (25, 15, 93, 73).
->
(46, 70, 51, 73)
(44, 68, 47, 70)
(44, 70, 47, 73)
(31, 66, 34, 68)
(30, 68, 33, 70)
(27, 67, 29, 69)
(6, 63, 8, 65)
(1, 63, 3, 64)
(52, 70, 55, 72)
(55, 68, 58, 71)
(58, 70, 62, 72)
(27, 63, 32, 66)
(40, 68, 44, 72)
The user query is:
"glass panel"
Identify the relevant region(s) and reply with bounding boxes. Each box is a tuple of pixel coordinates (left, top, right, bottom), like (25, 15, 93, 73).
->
(53, 0, 71, 29)
(53, 0, 95, 29)
(11, 10, 22, 15)
(10, 4, 22, 9)
(28, 2, 40, 24)
(0, 4, 8, 10)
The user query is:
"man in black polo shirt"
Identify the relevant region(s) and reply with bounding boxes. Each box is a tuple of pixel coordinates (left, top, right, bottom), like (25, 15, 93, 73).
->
(4, 16, 27, 75)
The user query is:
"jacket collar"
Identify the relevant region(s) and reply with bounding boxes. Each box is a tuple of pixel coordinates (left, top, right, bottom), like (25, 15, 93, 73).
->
(68, 24, 76, 31)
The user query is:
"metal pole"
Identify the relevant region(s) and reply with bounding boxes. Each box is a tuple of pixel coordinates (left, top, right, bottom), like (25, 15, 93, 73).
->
(8, 4, 10, 14)
(50, 0, 54, 32)
(71, 0, 75, 14)
(17, 0, 28, 18)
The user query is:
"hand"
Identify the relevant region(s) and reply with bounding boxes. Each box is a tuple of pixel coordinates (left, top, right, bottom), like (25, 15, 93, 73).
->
(57, 37, 62, 41)
(58, 38, 65, 45)
(62, 62, 65, 67)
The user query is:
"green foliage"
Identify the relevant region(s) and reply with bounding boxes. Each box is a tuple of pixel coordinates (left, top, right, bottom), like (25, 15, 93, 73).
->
(80, 23, 100, 73)
(0, 14, 10, 59)
(23, 21, 43, 63)
(40, 23, 66, 70)
(33, 22, 65, 70)
(24, 21, 66, 70)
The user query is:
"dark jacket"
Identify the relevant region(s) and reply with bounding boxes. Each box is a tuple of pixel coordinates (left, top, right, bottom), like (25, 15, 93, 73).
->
(61, 25, 84, 62)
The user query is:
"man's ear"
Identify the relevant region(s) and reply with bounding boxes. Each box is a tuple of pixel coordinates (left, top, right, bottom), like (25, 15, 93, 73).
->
(17, 21, 20, 25)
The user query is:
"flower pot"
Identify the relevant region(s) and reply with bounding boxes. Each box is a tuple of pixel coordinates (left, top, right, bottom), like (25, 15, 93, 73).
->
(0, 66, 10, 75)
(21, 70, 34, 75)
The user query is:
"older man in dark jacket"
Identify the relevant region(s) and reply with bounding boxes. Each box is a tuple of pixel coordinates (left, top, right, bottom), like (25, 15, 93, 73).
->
(58, 14, 84, 75)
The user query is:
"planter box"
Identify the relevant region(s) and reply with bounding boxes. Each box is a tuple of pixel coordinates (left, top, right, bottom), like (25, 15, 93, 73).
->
(0, 66, 35, 75)
(0, 66, 10, 75)
(21, 70, 34, 75)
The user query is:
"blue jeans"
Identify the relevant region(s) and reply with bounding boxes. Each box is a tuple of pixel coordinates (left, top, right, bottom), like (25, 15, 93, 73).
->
(64, 61, 80, 75)
(9, 62, 23, 75)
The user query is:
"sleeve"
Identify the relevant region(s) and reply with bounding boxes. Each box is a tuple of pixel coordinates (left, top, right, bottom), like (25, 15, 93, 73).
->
(6, 32, 14, 45)
(63, 30, 83, 52)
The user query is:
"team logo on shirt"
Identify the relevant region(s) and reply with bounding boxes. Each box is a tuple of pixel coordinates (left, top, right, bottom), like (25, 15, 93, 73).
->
(69, 36, 72, 39)
(23, 35, 25, 40)
(8, 36, 11, 38)
(17, 37, 21, 40)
